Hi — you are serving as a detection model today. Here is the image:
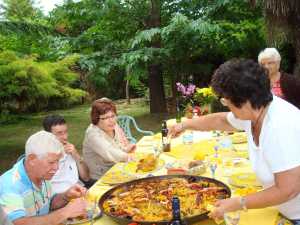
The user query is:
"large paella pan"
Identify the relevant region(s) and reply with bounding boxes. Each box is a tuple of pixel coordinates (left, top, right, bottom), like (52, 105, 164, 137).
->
(99, 175, 231, 224)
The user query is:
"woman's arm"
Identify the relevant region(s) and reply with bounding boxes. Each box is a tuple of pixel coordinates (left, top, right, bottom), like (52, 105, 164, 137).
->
(88, 131, 128, 163)
(246, 165, 300, 208)
(169, 112, 237, 137)
(114, 125, 136, 153)
(211, 165, 300, 219)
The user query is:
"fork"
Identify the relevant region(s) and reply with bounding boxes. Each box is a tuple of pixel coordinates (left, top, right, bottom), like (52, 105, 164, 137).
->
(90, 199, 98, 225)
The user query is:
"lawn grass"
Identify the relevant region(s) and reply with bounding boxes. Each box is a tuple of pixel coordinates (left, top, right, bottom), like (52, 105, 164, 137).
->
(0, 99, 170, 174)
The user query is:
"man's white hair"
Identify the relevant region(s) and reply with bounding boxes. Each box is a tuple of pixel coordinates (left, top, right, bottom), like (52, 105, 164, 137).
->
(25, 130, 64, 158)
(258, 48, 281, 64)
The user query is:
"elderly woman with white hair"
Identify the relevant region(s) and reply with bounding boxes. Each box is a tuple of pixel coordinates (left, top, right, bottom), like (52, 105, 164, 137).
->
(0, 131, 88, 225)
(258, 47, 300, 108)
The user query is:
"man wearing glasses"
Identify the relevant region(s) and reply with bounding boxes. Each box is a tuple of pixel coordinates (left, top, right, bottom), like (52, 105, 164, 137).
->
(43, 115, 90, 192)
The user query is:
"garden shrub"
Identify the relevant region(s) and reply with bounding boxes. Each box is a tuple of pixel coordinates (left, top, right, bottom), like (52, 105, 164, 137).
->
(0, 50, 86, 114)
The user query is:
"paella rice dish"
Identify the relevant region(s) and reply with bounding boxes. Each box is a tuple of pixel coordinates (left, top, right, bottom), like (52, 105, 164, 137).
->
(102, 177, 230, 222)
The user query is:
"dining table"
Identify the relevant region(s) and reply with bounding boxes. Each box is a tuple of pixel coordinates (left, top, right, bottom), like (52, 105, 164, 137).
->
(79, 119, 282, 225)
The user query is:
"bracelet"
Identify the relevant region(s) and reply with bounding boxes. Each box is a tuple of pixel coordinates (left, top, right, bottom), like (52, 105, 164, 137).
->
(239, 197, 248, 212)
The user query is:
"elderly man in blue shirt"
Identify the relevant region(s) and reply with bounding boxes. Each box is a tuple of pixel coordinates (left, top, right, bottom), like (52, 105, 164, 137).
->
(0, 131, 87, 225)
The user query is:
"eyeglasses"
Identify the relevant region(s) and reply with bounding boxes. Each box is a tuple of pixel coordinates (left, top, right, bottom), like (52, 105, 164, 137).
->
(220, 97, 229, 107)
(99, 114, 116, 120)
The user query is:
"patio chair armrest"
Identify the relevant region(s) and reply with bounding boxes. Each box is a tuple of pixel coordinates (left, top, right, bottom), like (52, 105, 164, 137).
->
(128, 136, 137, 144)
(138, 130, 154, 136)
(131, 119, 154, 136)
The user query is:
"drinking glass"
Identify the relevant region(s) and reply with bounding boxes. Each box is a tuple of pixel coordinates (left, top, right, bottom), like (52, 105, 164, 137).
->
(86, 203, 96, 220)
(224, 211, 240, 225)
(182, 130, 193, 145)
(209, 162, 217, 179)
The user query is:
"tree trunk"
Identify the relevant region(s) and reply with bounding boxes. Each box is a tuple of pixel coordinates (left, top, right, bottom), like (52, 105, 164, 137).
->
(292, 24, 300, 77)
(261, 0, 300, 77)
(146, 0, 166, 113)
(148, 63, 166, 113)
(126, 79, 131, 104)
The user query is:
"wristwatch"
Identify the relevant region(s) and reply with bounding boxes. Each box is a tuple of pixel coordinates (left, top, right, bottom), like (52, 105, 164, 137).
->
(240, 197, 248, 212)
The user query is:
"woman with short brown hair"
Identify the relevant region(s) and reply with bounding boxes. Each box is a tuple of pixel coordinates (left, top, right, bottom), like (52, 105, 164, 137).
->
(83, 98, 135, 181)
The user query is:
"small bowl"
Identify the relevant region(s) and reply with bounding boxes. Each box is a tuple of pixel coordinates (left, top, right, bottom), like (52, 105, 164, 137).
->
(188, 161, 206, 175)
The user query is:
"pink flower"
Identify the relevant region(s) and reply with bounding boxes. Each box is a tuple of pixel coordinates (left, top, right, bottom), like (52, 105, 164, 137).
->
(176, 82, 195, 97)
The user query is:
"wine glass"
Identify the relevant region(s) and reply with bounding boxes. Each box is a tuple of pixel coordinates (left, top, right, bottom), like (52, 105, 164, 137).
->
(206, 156, 218, 179)
(224, 211, 240, 225)
(214, 145, 219, 157)
(209, 162, 217, 179)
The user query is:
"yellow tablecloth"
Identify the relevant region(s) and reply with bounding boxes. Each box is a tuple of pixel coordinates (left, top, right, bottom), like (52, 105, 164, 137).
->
(81, 131, 279, 225)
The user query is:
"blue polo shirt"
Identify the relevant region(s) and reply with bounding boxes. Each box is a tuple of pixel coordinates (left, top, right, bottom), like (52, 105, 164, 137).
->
(0, 159, 53, 222)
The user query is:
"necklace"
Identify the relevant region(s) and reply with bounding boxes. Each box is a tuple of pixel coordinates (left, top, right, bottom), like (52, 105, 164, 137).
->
(31, 180, 49, 215)
(251, 105, 269, 145)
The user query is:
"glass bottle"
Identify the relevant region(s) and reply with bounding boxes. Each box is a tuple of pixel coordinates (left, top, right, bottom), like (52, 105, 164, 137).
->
(168, 197, 186, 225)
(176, 99, 181, 123)
(161, 120, 170, 152)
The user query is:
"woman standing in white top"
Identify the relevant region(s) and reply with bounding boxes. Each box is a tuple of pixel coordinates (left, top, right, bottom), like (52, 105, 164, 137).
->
(82, 98, 135, 182)
(169, 59, 300, 223)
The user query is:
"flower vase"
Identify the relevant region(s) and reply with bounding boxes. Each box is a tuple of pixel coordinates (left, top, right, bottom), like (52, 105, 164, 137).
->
(184, 105, 193, 119)
(200, 104, 212, 115)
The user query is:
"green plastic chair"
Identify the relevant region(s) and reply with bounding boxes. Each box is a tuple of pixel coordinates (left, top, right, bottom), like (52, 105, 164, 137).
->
(117, 115, 154, 144)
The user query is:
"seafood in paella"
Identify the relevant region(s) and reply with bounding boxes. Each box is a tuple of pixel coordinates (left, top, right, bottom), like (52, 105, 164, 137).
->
(102, 176, 230, 222)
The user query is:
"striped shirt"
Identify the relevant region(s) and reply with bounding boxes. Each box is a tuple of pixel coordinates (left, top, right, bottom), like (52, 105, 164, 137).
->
(0, 159, 53, 222)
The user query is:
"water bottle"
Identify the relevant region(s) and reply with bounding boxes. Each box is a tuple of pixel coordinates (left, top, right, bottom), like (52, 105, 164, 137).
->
(168, 197, 186, 225)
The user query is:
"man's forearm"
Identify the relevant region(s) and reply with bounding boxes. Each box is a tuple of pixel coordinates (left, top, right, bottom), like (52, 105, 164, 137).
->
(13, 208, 68, 225)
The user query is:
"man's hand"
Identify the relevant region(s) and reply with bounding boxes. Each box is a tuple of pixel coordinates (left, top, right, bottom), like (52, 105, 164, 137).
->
(65, 184, 87, 199)
(64, 142, 78, 156)
(168, 123, 185, 138)
(64, 198, 87, 219)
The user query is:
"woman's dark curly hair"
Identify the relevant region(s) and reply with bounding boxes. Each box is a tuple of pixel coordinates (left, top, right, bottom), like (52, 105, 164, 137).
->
(211, 59, 273, 109)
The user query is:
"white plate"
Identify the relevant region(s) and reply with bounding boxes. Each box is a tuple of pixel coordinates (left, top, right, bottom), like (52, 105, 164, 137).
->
(66, 209, 102, 224)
